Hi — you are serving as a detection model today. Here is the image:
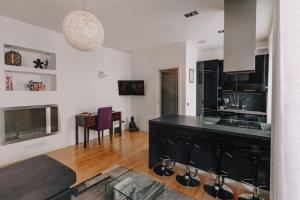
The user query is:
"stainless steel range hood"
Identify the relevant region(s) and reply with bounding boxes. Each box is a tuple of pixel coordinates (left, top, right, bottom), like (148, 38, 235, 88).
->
(224, 0, 257, 72)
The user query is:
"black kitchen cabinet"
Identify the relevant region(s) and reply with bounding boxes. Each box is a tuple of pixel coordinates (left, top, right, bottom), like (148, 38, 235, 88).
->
(197, 54, 269, 116)
(219, 54, 269, 93)
(196, 62, 204, 116)
(196, 60, 219, 116)
(264, 54, 269, 90)
(219, 60, 237, 92)
(237, 54, 269, 92)
(223, 73, 237, 92)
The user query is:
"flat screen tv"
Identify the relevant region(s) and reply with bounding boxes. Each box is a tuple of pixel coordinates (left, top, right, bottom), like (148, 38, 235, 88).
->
(118, 80, 144, 95)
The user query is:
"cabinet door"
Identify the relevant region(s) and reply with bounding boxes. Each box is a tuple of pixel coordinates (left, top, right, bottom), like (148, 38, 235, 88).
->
(237, 54, 268, 92)
(196, 62, 204, 116)
(222, 73, 237, 92)
(264, 54, 269, 91)
(237, 72, 255, 92)
(220, 60, 236, 91)
(203, 60, 219, 116)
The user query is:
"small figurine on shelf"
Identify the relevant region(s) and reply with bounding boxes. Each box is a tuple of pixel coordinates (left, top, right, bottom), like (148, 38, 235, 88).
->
(33, 59, 44, 69)
(43, 60, 49, 69)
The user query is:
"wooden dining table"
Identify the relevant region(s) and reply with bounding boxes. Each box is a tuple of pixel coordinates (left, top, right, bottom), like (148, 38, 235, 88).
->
(75, 111, 122, 148)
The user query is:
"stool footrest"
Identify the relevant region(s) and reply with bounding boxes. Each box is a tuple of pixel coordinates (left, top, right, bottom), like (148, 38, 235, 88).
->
(208, 168, 230, 177)
(153, 164, 174, 177)
(204, 181, 233, 200)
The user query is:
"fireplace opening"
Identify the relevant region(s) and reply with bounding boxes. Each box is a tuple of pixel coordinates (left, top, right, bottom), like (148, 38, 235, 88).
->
(1, 105, 58, 145)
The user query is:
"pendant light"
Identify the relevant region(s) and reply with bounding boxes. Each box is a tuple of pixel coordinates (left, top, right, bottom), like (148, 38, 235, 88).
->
(62, 0, 104, 51)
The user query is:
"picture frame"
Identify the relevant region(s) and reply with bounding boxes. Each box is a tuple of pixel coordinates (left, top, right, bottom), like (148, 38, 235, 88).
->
(189, 68, 194, 83)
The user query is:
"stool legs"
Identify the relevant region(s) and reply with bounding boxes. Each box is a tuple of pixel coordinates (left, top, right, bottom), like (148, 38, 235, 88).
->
(204, 148, 233, 200)
(176, 142, 200, 187)
(204, 178, 233, 200)
(176, 166, 200, 187)
(153, 158, 175, 176)
(153, 137, 175, 176)
(238, 193, 261, 200)
(238, 156, 263, 200)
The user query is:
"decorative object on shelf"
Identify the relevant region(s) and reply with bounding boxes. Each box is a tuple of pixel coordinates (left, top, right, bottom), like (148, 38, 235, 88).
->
(44, 60, 49, 69)
(25, 80, 45, 91)
(98, 71, 107, 79)
(6, 73, 13, 91)
(62, 0, 104, 52)
(33, 59, 44, 69)
(5, 51, 22, 66)
(129, 116, 139, 132)
(189, 68, 195, 83)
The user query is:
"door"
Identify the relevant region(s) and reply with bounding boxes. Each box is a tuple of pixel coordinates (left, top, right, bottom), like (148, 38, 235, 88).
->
(161, 69, 178, 116)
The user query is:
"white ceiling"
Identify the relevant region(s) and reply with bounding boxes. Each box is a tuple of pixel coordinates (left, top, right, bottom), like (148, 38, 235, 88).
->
(0, 0, 273, 51)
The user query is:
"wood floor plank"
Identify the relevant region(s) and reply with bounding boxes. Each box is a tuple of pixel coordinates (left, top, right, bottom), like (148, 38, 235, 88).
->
(48, 131, 269, 200)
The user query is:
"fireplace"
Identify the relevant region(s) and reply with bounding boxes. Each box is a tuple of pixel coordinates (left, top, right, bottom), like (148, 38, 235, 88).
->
(0, 105, 58, 145)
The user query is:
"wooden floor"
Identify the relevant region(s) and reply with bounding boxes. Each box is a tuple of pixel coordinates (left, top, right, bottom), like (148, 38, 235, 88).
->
(48, 131, 268, 200)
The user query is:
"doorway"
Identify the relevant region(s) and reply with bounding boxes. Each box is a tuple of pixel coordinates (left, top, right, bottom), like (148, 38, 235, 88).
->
(161, 68, 178, 116)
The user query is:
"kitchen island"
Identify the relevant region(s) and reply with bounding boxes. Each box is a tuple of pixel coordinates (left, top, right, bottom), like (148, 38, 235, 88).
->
(149, 115, 271, 189)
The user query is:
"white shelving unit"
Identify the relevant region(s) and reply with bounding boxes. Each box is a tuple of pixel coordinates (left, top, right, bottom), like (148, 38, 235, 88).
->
(3, 44, 57, 91)
(3, 65, 56, 75)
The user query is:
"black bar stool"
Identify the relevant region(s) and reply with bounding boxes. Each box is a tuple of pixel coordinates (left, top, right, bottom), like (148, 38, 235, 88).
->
(152, 133, 175, 176)
(176, 136, 201, 187)
(204, 142, 234, 200)
(238, 145, 269, 200)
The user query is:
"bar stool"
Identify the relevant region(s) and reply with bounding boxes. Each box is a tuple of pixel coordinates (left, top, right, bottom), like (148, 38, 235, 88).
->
(176, 136, 201, 187)
(152, 133, 175, 176)
(238, 145, 269, 200)
(204, 142, 234, 200)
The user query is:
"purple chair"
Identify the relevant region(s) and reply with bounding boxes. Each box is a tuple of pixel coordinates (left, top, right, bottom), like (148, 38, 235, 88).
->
(88, 107, 112, 145)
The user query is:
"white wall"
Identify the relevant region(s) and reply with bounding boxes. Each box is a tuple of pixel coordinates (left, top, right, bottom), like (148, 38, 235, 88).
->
(185, 41, 202, 116)
(271, 1, 300, 199)
(0, 15, 131, 165)
(130, 42, 187, 131)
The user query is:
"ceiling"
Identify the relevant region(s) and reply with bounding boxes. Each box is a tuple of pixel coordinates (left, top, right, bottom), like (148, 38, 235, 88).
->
(0, 0, 273, 51)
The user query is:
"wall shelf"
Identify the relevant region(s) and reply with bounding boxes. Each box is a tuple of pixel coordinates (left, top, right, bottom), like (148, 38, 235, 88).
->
(4, 44, 56, 70)
(3, 65, 56, 75)
(3, 44, 57, 92)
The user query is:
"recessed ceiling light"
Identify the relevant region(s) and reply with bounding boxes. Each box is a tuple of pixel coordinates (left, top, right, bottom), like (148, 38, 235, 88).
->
(184, 10, 199, 18)
(198, 40, 207, 44)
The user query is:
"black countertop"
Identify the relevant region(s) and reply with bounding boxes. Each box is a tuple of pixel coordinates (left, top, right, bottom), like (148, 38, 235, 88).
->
(149, 115, 271, 141)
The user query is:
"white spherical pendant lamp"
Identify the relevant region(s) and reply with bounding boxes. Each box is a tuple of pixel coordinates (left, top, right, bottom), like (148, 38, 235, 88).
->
(62, 10, 104, 51)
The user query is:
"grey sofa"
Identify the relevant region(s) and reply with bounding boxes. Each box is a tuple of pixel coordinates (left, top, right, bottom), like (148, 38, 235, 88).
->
(0, 155, 76, 200)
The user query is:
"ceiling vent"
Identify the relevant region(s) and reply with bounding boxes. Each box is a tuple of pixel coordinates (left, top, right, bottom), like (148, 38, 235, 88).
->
(184, 10, 199, 18)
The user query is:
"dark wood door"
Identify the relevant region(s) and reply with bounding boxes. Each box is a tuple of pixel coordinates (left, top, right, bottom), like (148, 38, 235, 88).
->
(161, 69, 178, 116)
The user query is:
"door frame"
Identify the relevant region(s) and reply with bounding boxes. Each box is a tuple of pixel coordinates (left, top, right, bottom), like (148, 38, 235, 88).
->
(160, 68, 179, 116)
